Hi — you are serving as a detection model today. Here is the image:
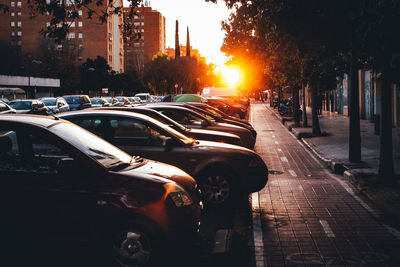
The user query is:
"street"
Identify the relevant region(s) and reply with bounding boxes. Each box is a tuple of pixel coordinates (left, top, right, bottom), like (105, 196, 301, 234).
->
(248, 102, 400, 266)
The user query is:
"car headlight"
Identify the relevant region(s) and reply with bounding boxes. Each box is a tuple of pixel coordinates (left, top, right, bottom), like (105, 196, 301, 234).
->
(248, 156, 264, 168)
(164, 183, 193, 207)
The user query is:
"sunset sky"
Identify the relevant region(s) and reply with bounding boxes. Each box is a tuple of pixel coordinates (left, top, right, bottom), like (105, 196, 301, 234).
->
(124, 0, 233, 69)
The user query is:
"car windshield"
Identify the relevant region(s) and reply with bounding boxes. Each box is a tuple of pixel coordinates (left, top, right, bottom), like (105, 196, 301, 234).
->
(41, 99, 57, 106)
(203, 107, 223, 118)
(64, 96, 81, 104)
(91, 98, 103, 104)
(50, 122, 133, 170)
(9, 101, 32, 110)
(117, 97, 124, 102)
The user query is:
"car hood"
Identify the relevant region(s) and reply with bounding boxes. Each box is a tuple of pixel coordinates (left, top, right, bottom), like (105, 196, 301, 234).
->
(126, 160, 197, 192)
(191, 140, 255, 155)
(187, 128, 240, 139)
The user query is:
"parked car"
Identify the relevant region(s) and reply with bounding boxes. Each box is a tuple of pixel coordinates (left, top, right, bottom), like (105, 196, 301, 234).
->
(142, 104, 256, 149)
(133, 96, 143, 104)
(102, 96, 120, 106)
(155, 102, 257, 138)
(116, 96, 132, 106)
(205, 97, 246, 119)
(8, 99, 48, 115)
(0, 97, 9, 103)
(95, 106, 242, 146)
(0, 100, 16, 114)
(90, 97, 111, 107)
(0, 114, 201, 267)
(40, 97, 70, 114)
(134, 93, 152, 103)
(58, 110, 268, 206)
(63, 95, 92, 110)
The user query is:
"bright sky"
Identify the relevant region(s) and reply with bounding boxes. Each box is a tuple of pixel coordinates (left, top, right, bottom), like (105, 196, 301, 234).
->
(123, 0, 232, 69)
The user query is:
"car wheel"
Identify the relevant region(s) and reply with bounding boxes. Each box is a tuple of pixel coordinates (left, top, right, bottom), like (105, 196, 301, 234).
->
(199, 168, 236, 206)
(110, 221, 162, 267)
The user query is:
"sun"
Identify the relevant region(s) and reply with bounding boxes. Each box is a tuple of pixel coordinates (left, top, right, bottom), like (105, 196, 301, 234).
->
(221, 66, 241, 87)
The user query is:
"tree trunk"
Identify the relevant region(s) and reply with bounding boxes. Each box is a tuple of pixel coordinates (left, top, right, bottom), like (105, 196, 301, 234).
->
(277, 87, 281, 109)
(269, 89, 273, 107)
(349, 53, 361, 162)
(293, 86, 300, 126)
(311, 84, 321, 136)
(302, 84, 308, 127)
(378, 56, 395, 183)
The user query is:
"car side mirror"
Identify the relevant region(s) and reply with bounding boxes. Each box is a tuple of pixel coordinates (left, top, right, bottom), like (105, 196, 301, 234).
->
(201, 120, 208, 128)
(57, 158, 77, 175)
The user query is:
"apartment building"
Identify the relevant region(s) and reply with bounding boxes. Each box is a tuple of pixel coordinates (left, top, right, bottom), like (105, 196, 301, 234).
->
(0, 0, 124, 73)
(123, 6, 166, 73)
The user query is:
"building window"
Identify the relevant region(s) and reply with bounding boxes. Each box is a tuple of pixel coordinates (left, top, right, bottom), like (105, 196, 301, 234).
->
(67, 32, 75, 39)
(79, 44, 83, 50)
(70, 21, 75, 27)
(10, 22, 15, 27)
(10, 2, 15, 7)
(109, 44, 112, 52)
(17, 31, 21, 36)
(78, 33, 83, 38)
(46, 0, 50, 4)
(134, 43, 140, 47)
(46, 22, 50, 27)
(109, 55, 112, 62)
(17, 1, 21, 7)
(78, 21, 82, 27)
(78, 10, 82, 16)
(17, 12, 21, 17)
(134, 22, 140, 26)
(11, 32, 15, 36)
(141, 22, 144, 26)
(17, 41, 22, 46)
(56, 44, 62, 50)
(141, 29, 144, 32)
(11, 12, 15, 17)
(17, 21, 21, 27)
(141, 15, 144, 19)
(108, 22, 112, 30)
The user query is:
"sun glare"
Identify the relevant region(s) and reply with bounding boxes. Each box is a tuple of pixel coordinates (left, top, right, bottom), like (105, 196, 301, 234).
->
(221, 66, 241, 87)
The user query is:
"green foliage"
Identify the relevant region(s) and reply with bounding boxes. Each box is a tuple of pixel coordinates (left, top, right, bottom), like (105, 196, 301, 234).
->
(143, 54, 219, 95)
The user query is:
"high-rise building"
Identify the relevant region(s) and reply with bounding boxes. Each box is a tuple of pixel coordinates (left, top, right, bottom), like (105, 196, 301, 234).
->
(123, 6, 166, 73)
(0, 0, 125, 73)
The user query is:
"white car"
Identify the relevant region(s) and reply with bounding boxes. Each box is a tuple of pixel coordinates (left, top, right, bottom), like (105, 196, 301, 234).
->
(134, 93, 152, 103)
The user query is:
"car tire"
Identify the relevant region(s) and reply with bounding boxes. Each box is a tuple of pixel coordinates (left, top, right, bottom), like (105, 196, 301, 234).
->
(198, 167, 237, 207)
(107, 219, 163, 267)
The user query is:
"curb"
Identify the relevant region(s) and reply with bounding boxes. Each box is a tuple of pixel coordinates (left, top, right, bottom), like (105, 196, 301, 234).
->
(266, 104, 345, 174)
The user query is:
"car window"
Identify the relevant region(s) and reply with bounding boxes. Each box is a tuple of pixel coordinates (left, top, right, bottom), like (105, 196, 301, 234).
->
(158, 109, 204, 126)
(70, 118, 104, 138)
(109, 118, 168, 146)
(9, 101, 32, 110)
(0, 129, 70, 174)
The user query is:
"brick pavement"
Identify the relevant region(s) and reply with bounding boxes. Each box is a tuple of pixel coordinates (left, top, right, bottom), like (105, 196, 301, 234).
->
(249, 102, 400, 266)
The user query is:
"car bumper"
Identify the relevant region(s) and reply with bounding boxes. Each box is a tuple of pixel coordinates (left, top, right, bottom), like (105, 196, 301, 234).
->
(242, 165, 268, 193)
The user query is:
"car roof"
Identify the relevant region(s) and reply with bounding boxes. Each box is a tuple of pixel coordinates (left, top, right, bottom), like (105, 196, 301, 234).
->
(58, 109, 154, 121)
(0, 114, 62, 128)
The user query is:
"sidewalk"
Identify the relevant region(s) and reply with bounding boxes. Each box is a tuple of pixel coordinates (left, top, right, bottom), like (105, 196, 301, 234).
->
(266, 103, 400, 225)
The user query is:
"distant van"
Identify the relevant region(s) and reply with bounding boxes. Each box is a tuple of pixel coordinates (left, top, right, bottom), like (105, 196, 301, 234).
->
(134, 93, 151, 103)
(201, 87, 238, 97)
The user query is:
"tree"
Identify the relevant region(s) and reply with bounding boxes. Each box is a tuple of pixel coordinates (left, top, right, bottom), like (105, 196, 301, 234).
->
(79, 56, 111, 94)
(175, 20, 180, 58)
(186, 26, 191, 57)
